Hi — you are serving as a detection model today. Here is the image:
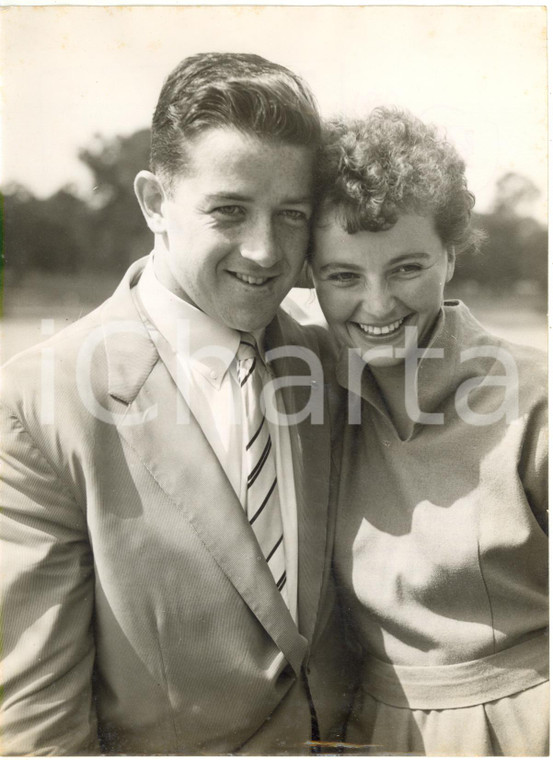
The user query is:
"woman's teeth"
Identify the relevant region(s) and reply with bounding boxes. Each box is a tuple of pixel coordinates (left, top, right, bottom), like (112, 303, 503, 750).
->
(356, 317, 406, 336)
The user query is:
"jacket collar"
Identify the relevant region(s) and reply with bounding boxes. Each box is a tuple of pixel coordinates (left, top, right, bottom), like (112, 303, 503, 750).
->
(264, 313, 333, 644)
(99, 259, 330, 668)
(100, 257, 158, 403)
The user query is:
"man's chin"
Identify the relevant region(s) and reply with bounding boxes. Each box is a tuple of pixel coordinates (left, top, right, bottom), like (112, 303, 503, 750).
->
(221, 308, 277, 334)
(232, 316, 277, 333)
(225, 297, 291, 333)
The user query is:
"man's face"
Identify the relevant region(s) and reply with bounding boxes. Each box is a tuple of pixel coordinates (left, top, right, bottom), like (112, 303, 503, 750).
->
(154, 127, 314, 332)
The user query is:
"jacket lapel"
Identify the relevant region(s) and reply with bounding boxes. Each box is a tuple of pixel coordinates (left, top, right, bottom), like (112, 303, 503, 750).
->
(100, 264, 308, 675)
(265, 314, 333, 644)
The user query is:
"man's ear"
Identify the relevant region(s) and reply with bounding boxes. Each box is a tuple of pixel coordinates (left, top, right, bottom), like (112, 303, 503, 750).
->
(445, 246, 456, 283)
(134, 171, 168, 234)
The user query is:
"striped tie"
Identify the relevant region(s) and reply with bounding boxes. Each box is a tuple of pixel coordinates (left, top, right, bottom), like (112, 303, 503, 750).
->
(237, 334, 288, 603)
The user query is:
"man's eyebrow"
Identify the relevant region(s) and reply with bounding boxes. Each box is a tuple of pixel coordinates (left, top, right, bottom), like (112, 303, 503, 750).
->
(281, 195, 313, 205)
(204, 193, 313, 205)
(204, 193, 252, 202)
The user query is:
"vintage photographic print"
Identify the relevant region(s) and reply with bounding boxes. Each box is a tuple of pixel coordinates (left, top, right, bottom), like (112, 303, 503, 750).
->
(0, 4, 548, 756)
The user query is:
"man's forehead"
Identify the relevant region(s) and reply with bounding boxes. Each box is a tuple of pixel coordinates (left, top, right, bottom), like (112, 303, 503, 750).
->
(190, 127, 312, 158)
(172, 127, 315, 195)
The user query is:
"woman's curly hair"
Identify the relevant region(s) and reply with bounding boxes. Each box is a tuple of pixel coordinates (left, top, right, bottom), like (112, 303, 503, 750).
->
(315, 107, 481, 254)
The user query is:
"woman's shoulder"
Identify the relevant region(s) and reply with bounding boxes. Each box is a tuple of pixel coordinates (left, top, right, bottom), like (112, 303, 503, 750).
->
(443, 299, 547, 404)
(443, 300, 546, 363)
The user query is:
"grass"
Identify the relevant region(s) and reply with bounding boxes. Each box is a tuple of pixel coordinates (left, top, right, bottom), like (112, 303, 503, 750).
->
(1, 270, 547, 364)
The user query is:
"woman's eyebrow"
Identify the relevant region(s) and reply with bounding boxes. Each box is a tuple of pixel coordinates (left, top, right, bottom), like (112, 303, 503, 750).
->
(319, 252, 433, 272)
(388, 252, 432, 266)
(318, 262, 364, 272)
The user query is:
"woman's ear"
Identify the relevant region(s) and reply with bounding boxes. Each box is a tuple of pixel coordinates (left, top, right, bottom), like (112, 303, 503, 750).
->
(445, 246, 456, 283)
(134, 171, 167, 234)
(295, 259, 315, 289)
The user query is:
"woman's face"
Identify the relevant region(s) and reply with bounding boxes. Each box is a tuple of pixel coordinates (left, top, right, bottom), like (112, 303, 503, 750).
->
(312, 211, 455, 367)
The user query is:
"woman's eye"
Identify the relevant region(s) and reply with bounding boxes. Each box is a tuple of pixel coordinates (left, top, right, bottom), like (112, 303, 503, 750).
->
(328, 272, 359, 284)
(394, 264, 422, 275)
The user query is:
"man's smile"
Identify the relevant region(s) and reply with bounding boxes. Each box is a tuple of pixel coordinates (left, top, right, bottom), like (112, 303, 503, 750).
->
(228, 270, 279, 287)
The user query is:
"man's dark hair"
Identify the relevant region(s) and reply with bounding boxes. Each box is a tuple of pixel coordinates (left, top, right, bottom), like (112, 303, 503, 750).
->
(151, 52, 321, 189)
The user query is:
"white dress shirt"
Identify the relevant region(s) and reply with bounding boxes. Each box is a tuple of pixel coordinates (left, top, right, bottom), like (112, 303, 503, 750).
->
(137, 255, 298, 621)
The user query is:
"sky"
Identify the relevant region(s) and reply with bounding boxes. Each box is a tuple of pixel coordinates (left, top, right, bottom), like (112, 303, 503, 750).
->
(1, 5, 548, 221)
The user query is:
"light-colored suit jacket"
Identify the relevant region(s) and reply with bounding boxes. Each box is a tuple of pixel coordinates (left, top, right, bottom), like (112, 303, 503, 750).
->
(1, 259, 353, 755)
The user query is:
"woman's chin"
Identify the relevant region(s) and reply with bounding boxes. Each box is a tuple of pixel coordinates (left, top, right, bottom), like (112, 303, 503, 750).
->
(348, 321, 408, 360)
(328, 324, 405, 368)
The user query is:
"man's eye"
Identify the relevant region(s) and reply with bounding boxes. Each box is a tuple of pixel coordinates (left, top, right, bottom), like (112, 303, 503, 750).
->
(280, 209, 309, 222)
(212, 205, 244, 218)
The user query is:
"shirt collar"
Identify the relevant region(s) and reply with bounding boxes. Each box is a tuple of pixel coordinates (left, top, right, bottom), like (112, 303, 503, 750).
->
(336, 301, 496, 434)
(137, 253, 265, 388)
(336, 305, 456, 439)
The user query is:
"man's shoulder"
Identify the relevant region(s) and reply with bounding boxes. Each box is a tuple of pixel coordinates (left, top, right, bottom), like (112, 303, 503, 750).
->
(2, 262, 146, 413)
(3, 299, 103, 374)
(1, 308, 103, 437)
(273, 308, 337, 361)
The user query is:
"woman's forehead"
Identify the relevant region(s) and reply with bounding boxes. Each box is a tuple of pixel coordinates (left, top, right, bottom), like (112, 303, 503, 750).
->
(314, 212, 442, 252)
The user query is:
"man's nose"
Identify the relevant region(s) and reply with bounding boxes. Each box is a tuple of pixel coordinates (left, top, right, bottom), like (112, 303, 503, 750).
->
(239, 218, 280, 268)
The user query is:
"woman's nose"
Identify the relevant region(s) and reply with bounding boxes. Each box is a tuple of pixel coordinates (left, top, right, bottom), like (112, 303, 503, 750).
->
(359, 279, 396, 320)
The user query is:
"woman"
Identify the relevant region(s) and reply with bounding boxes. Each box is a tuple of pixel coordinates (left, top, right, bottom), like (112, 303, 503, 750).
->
(311, 108, 548, 755)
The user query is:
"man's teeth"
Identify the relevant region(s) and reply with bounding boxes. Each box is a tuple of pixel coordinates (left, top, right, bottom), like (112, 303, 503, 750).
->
(234, 272, 270, 285)
(356, 317, 405, 336)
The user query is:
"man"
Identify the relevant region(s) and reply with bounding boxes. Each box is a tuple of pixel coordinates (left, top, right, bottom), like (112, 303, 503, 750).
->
(1, 53, 352, 754)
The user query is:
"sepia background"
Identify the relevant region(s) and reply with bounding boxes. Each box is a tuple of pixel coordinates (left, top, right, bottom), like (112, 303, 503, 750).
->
(1, 5, 547, 362)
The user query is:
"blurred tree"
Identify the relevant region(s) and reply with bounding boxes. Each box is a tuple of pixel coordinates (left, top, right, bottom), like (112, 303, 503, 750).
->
(2, 183, 91, 281)
(492, 172, 541, 218)
(1, 141, 547, 310)
(2, 129, 154, 282)
(79, 129, 152, 272)
(451, 172, 547, 300)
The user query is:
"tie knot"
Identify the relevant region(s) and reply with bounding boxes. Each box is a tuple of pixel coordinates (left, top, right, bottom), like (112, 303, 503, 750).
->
(237, 333, 258, 363)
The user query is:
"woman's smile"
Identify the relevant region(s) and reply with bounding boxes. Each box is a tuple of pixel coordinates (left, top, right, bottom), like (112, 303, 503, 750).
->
(352, 314, 411, 337)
